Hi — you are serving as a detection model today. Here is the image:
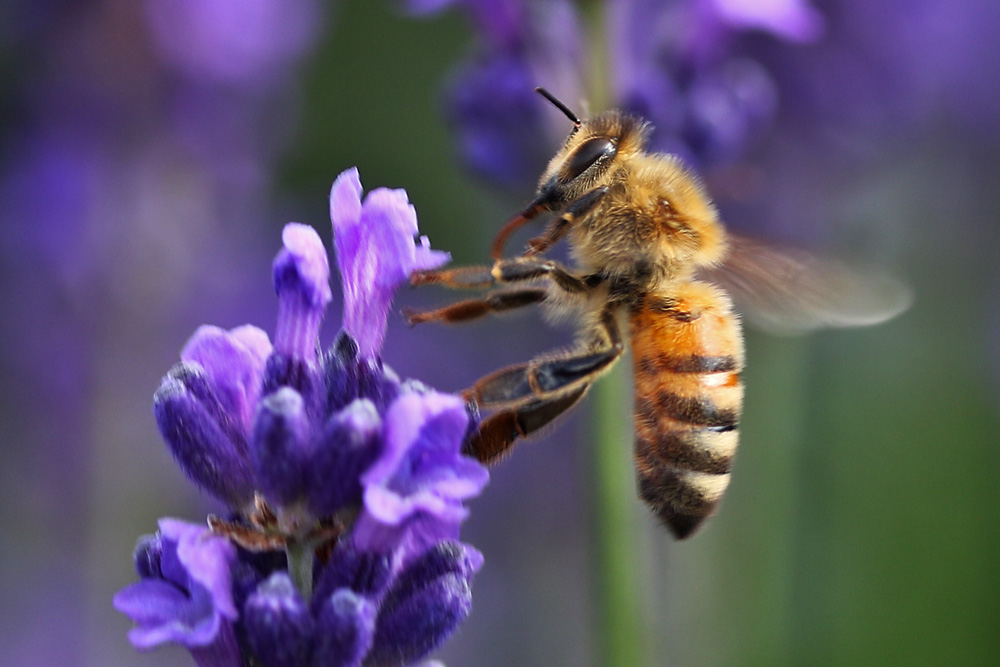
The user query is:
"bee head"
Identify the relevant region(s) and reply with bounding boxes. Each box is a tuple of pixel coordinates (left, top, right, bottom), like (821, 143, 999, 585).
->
(532, 88, 650, 209)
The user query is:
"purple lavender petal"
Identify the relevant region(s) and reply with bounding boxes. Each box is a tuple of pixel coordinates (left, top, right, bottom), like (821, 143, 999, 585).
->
(162, 519, 238, 617)
(272, 223, 332, 361)
(243, 573, 314, 667)
(330, 168, 450, 359)
(362, 391, 489, 522)
(351, 390, 487, 559)
(351, 508, 463, 563)
(366, 572, 472, 667)
(312, 589, 377, 667)
(181, 324, 271, 435)
(114, 519, 237, 653)
(114, 579, 198, 630)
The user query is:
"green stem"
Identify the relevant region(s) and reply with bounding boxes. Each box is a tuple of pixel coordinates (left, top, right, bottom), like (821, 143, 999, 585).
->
(581, 0, 611, 108)
(591, 365, 646, 667)
(285, 539, 314, 599)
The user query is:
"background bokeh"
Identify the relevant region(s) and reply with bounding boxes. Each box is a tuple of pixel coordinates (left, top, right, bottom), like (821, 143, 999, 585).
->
(2, 1, 999, 665)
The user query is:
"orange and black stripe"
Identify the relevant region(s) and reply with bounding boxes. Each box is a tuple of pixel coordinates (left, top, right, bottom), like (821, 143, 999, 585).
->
(629, 281, 744, 539)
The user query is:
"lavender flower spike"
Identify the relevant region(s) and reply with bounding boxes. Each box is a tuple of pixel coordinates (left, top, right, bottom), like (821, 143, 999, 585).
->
(123, 170, 486, 665)
(330, 167, 450, 358)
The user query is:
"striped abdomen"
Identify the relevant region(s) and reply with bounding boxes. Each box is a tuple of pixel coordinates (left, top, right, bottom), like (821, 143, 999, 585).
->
(630, 281, 745, 539)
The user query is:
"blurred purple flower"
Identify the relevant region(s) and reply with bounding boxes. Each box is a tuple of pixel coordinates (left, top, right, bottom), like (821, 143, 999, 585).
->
(121, 169, 487, 665)
(704, 0, 824, 42)
(406, 0, 791, 186)
(404, 0, 1000, 259)
(445, 52, 557, 189)
(144, 0, 322, 87)
(113, 519, 241, 665)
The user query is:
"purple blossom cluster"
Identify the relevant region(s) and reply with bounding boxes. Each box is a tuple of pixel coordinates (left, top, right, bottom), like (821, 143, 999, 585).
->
(115, 168, 489, 666)
(406, 0, 1000, 200)
(404, 0, 821, 187)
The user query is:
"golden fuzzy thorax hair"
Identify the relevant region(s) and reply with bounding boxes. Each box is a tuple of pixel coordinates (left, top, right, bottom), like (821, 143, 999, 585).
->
(540, 110, 727, 284)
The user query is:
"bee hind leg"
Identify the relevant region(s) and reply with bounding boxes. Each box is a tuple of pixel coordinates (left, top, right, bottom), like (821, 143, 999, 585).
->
(465, 385, 589, 465)
(466, 304, 623, 406)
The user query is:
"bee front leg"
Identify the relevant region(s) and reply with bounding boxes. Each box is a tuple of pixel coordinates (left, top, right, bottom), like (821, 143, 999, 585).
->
(410, 265, 497, 289)
(412, 256, 592, 292)
(523, 185, 609, 257)
(404, 288, 547, 325)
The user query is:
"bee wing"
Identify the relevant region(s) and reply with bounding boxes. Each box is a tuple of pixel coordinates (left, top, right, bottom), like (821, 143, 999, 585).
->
(705, 235, 913, 335)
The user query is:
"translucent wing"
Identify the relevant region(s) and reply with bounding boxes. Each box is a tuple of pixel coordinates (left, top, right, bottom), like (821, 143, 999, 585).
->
(704, 235, 913, 335)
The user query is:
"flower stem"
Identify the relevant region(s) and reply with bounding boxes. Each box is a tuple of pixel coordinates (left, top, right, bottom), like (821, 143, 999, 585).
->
(591, 364, 646, 667)
(285, 539, 314, 599)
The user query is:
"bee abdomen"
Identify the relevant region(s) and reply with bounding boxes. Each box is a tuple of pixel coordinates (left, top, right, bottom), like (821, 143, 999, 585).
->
(634, 398, 740, 539)
(630, 282, 745, 539)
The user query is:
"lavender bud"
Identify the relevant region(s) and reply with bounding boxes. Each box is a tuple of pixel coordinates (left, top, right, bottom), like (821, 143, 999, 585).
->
(262, 352, 325, 425)
(307, 399, 382, 517)
(324, 333, 400, 414)
(324, 332, 361, 413)
(367, 573, 472, 667)
(243, 573, 314, 667)
(154, 372, 255, 507)
(313, 542, 394, 602)
(251, 387, 312, 507)
(382, 541, 481, 612)
(312, 589, 376, 667)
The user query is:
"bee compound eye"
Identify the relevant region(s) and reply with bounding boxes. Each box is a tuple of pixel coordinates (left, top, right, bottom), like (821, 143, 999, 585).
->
(564, 137, 617, 181)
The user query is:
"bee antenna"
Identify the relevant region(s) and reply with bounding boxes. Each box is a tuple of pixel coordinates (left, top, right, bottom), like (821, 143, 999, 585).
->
(535, 87, 581, 127)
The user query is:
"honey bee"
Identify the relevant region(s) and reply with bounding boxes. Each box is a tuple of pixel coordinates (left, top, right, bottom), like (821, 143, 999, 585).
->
(407, 88, 910, 538)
